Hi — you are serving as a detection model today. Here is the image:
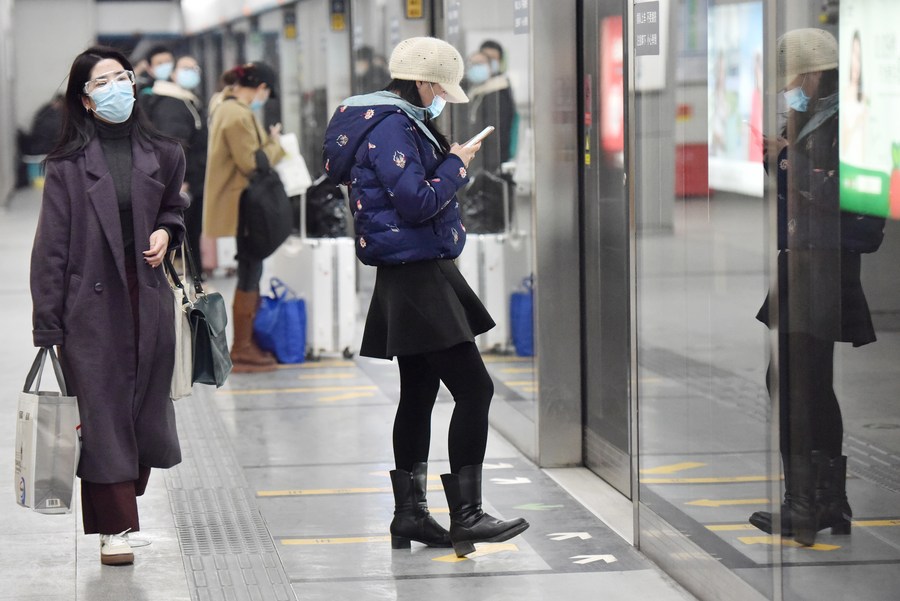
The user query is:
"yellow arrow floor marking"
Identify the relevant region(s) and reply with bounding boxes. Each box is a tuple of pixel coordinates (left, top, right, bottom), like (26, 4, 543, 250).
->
(686, 498, 770, 507)
(641, 462, 707, 475)
(298, 372, 356, 380)
(500, 367, 534, 374)
(433, 543, 519, 562)
(299, 361, 355, 368)
(707, 524, 758, 532)
(221, 385, 377, 396)
(369, 470, 441, 481)
(712, 519, 900, 532)
(281, 536, 392, 545)
(738, 536, 840, 551)
(642, 475, 782, 485)
(275, 361, 355, 370)
(853, 519, 900, 528)
(483, 356, 531, 364)
(318, 392, 376, 403)
(258, 484, 444, 497)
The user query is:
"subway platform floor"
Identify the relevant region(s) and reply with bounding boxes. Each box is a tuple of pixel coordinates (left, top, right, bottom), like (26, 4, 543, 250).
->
(0, 188, 695, 600)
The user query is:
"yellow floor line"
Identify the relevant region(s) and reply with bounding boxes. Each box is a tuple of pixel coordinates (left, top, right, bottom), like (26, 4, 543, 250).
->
(221, 385, 377, 396)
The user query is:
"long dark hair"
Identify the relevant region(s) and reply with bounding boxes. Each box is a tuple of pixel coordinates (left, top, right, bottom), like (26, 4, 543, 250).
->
(385, 78, 451, 153)
(47, 46, 162, 161)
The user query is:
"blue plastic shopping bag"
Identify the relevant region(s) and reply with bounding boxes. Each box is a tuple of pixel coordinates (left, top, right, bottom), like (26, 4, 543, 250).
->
(509, 276, 534, 357)
(254, 278, 307, 363)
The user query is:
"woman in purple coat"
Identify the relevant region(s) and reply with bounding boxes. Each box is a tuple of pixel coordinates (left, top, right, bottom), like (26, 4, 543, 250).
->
(30, 46, 186, 566)
(323, 37, 528, 558)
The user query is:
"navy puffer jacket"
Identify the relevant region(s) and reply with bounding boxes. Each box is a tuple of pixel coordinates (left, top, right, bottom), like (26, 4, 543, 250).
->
(323, 92, 469, 265)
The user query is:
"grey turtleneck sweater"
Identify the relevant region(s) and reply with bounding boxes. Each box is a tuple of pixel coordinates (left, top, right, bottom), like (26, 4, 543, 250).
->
(95, 118, 135, 258)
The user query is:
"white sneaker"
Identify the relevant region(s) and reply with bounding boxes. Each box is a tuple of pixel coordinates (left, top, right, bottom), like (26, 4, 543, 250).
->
(100, 529, 134, 566)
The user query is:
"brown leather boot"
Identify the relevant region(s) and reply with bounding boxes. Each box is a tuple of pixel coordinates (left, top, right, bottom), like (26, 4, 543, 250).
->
(231, 289, 277, 372)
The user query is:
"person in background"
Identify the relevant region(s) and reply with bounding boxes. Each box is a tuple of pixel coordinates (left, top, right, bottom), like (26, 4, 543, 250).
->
(203, 62, 284, 373)
(140, 44, 175, 94)
(354, 45, 391, 94)
(30, 45, 186, 566)
(465, 48, 516, 173)
(323, 36, 529, 558)
(26, 93, 65, 155)
(142, 55, 208, 274)
(749, 28, 884, 547)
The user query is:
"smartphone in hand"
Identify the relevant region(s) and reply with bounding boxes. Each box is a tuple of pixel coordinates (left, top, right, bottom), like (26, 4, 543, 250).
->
(463, 126, 495, 148)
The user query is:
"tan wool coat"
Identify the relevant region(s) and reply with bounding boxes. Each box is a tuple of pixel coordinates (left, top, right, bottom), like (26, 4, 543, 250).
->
(203, 90, 286, 238)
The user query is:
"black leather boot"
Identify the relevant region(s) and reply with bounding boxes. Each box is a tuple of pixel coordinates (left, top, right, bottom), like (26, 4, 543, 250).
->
(815, 454, 852, 535)
(788, 454, 819, 546)
(389, 462, 451, 549)
(750, 450, 795, 535)
(440, 464, 530, 558)
(749, 451, 851, 536)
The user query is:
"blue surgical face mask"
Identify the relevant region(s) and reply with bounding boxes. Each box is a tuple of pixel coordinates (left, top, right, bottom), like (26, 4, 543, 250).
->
(175, 68, 201, 90)
(489, 59, 501, 74)
(153, 61, 174, 81)
(90, 81, 135, 124)
(250, 97, 267, 111)
(783, 76, 810, 112)
(467, 64, 490, 85)
(426, 84, 446, 119)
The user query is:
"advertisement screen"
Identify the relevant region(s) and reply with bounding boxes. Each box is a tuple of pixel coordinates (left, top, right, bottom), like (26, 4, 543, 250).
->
(840, 0, 900, 219)
(707, 1, 763, 197)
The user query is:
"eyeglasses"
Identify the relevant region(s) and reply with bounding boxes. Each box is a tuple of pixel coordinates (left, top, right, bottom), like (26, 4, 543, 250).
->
(83, 70, 135, 94)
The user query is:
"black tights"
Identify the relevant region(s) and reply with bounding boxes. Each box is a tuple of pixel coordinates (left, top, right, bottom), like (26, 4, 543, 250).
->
(775, 332, 843, 459)
(394, 342, 494, 474)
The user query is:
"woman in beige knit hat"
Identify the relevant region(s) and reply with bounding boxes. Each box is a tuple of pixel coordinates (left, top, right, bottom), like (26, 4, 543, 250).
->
(323, 36, 529, 558)
(749, 28, 884, 547)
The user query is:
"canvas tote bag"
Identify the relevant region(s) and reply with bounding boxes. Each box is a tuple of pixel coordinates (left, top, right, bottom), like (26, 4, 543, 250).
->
(164, 253, 194, 400)
(14, 347, 81, 514)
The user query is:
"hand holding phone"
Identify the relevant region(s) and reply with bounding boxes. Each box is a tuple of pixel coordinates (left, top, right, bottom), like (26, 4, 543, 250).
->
(463, 126, 495, 148)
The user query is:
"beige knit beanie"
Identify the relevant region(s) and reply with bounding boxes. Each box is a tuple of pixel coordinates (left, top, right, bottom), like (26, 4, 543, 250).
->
(777, 28, 838, 89)
(389, 37, 469, 103)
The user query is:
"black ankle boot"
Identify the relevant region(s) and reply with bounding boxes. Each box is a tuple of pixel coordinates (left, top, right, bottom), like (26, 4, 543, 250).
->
(389, 462, 451, 549)
(440, 464, 530, 558)
(788, 454, 818, 546)
(749, 498, 793, 535)
(815, 454, 852, 535)
(748, 451, 851, 537)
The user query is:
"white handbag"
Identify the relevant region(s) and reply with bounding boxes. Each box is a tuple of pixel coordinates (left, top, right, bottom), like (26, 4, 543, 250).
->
(165, 253, 194, 401)
(15, 347, 81, 514)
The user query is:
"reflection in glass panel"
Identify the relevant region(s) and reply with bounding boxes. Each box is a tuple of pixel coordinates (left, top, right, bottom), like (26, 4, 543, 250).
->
(778, 1, 900, 599)
(636, 1, 900, 599)
(444, 0, 537, 431)
(635, 0, 776, 597)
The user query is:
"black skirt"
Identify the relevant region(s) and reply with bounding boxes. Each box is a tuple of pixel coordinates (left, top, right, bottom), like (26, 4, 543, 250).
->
(360, 260, 496, 359)
(756, 250, 876, 347)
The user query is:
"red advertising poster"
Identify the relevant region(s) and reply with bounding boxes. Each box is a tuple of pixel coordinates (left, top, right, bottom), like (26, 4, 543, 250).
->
(600, 16, 624, 157)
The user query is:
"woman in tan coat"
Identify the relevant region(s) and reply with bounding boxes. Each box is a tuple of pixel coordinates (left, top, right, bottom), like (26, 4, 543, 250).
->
(204, 62, 285, 372)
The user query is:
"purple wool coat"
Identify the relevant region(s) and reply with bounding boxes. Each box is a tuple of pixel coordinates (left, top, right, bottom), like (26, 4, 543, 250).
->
(30, 135, 187, 484)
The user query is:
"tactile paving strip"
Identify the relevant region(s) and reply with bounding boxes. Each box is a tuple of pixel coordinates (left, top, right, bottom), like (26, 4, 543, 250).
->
(165, 387, 296, 601)
(640, 345, 900, 494)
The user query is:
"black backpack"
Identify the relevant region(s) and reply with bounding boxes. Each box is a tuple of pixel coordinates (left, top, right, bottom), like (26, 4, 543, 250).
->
(237, 147, 292, 260)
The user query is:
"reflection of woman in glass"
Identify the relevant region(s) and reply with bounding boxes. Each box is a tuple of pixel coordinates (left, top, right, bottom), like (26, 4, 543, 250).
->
(841, 31, 867, 162)
(749, 29, 884, 547)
